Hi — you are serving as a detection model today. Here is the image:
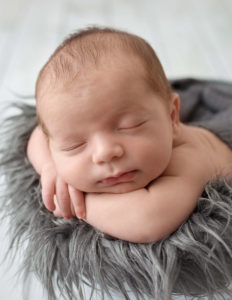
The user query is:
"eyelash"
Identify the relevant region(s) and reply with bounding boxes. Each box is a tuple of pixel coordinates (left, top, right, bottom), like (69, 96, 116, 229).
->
(118, 121, 146, 130)
(62, 142, 86, 152)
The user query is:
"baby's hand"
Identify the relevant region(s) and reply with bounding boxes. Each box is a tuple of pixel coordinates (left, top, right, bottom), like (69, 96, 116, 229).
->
(53, 184, 86, 220)
(40, 161, 86, 219)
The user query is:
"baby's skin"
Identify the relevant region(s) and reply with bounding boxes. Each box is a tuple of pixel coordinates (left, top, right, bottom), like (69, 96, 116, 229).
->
(27, 56, 232, 243)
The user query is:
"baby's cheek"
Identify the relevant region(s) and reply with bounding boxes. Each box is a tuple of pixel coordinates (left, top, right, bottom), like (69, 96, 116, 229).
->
(56, 158, 88, 190)
(53, 157, 74, 182)
(58, 162, 75, 183)
(142, 143, 172, 177)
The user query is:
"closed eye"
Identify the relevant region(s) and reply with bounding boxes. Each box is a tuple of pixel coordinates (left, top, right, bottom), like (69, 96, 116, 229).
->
(118, 121, 146, 130)
(61, 142, 86, 152)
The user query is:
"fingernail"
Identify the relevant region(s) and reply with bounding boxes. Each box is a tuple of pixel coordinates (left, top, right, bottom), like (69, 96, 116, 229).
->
(78, 213, 85, 220)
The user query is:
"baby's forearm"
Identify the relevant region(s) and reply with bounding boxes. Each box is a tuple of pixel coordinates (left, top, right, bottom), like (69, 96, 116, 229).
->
(85, 189, 150, 243)
(84, 176, 200, 244)
(27, 126, 52, 174)
(85, 188, 172, 243)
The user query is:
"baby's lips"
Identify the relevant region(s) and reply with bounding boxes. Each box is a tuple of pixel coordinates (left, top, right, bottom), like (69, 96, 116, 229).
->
(100, 170, 137, 186)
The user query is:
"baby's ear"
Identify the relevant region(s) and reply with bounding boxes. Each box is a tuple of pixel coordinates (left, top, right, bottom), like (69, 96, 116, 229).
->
(169, 92, 180, 136)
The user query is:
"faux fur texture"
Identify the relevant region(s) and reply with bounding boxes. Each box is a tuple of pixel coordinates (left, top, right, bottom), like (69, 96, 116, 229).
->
(1, 96, 232, 299)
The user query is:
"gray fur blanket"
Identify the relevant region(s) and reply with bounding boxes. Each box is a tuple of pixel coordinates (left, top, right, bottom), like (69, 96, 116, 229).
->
(1, 78, 232, 300)
(174, 78, 232, 148)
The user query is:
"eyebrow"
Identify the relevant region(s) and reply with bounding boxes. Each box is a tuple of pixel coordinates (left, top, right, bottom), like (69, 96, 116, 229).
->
(117, 106, 149, 120)
(112, 102, 148, 117)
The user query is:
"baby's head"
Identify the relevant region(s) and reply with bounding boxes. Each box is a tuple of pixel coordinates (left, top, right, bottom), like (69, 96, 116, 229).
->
(36, 26, 180, 193)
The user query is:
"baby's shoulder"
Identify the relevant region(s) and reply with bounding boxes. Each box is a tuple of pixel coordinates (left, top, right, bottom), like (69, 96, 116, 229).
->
(183, 124, 232, 175)
(164, 124, 232, 180)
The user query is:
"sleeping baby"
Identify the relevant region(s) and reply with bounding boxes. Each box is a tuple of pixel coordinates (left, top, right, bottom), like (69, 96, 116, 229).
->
(27, 27, 232, 243)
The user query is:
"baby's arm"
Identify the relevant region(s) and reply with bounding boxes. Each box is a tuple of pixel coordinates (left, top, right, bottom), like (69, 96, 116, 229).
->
(27, 125, 52, 174)
(84, 174, 201, 243)
(27, 126, 85, 218)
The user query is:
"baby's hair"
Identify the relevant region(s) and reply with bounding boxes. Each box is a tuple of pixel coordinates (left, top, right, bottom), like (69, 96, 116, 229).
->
(36, 26, 172, 100)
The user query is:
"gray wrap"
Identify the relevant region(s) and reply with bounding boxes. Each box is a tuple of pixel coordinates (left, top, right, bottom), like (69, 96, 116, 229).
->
(1, 79, 232, 300)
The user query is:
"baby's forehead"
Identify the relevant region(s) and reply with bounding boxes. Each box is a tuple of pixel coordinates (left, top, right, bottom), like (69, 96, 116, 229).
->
(38, 54, 148, 107)
(36, 48, 147, 99)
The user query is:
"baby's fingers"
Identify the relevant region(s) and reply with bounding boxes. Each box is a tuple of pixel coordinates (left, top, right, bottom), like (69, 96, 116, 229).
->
(41, 172, 56, 212)
(53, 195, 63, 218)
(56, 177, 72, 219)
(68, 185, 86, 219)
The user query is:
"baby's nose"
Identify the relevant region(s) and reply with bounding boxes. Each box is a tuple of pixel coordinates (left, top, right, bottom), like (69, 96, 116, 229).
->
(92, 135, 124, 164)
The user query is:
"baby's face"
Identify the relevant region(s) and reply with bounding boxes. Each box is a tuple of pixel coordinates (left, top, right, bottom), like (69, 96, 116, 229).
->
(39, 58, 179, 193)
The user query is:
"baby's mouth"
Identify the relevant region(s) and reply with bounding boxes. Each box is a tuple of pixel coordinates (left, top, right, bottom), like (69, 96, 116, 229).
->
(99, 170, 137, 186)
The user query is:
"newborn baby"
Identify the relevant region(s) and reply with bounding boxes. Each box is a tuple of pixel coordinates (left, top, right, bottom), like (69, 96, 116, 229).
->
(27, 27, 232, 243)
